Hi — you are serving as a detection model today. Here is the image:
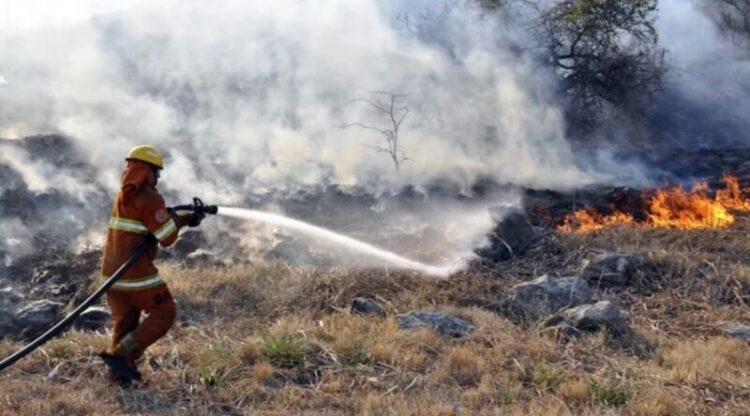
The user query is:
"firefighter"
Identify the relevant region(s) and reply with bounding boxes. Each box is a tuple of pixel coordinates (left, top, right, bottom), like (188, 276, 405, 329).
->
(99, 145, 203, 383)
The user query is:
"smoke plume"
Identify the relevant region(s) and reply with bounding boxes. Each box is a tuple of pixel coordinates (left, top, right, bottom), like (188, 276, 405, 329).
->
(0, 0, 598, 201)
(0, 0, 748, 266)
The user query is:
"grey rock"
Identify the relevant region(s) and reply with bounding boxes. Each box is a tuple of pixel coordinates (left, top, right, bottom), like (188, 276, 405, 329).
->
(75, 306, 111, 331)
(475, 205, 535, 262)
(583, 252, 644, 287)
(496, 275, 592, 322)
(551, 301, 630, 333)
(722, 323, 750, 340)
(351, 297, 386, 317)
(15, 300, 63, 338)
(395, 311, 473, 338)
(545, 302, 649, 355)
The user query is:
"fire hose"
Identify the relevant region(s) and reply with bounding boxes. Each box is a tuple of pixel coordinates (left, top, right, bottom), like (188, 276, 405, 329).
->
(0, 198, 217, 373)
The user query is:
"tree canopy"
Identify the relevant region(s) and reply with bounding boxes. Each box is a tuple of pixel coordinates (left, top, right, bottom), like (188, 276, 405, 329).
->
(477, 0, 666, 133)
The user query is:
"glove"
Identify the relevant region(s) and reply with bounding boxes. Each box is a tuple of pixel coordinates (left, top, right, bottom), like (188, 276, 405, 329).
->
(187, 211, 205, 227)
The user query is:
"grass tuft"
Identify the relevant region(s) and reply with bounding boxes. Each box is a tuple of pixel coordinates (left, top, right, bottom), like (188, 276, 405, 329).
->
(591, 377, 630, 408)
(531, 364, 566, 392)
(261, 332, 308, 369)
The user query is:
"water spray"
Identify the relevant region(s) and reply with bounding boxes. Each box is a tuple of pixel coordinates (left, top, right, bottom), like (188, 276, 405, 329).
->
(170, 200, 452, 277)
(0, 197, 456, 373)
(217, 207, 455, 279)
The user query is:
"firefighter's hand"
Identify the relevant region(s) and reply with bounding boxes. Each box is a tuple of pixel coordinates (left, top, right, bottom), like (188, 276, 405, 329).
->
(187, 211, 205, 227)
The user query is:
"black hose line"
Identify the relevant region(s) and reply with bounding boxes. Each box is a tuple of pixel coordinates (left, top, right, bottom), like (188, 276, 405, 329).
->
(0, 237, 154, 373)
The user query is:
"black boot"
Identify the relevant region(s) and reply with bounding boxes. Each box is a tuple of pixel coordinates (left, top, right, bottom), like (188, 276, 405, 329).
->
(99, 352, 142, 383)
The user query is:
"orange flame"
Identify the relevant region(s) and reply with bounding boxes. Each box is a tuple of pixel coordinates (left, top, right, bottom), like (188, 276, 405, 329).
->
(559, 175, 749, 233)
(716, 174, 750, 211)
(557, 208, 636, 233)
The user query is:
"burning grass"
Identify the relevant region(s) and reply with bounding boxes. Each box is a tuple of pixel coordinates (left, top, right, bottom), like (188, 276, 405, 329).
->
(2, 221, 750, 414)
(559, 175, 750, 233)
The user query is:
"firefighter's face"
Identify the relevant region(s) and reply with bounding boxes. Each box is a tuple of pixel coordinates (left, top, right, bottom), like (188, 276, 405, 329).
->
(148, 167, 160, 187)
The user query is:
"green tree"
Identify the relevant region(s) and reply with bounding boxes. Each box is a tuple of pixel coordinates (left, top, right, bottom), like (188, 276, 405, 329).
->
(476, 0, 666, 133)
(539, 0, 666, 131)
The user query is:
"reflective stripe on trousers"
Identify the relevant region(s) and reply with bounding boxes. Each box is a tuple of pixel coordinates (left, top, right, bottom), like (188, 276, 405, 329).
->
(108, 274, 165, 290)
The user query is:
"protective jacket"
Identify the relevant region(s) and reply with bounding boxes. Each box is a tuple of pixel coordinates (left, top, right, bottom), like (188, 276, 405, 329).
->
(100, 161, 187, 290)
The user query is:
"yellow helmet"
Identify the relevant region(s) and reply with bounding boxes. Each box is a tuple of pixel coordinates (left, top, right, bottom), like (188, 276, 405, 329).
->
(126, 145, 164, 169)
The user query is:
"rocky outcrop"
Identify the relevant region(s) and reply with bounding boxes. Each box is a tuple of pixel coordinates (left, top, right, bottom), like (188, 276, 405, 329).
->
(15, 300, 63, 339)
(582, 252, 644, 287)
(493, 275, 592, 322)
(546, 301, 630, 333)
(395, 311, 473, 338)
(351, 297, 386, 318)
(475, 205, 535, 262)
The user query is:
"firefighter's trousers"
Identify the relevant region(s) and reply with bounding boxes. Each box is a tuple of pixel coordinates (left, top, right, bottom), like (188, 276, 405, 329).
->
(106, 284, 176, 361)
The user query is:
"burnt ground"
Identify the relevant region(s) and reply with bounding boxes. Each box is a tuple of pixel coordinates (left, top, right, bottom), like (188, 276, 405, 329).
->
(2, 134, 750, 341)
(2, 135, 750, 414)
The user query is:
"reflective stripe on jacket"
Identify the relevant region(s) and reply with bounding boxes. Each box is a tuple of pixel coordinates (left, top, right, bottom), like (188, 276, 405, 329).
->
(100, 161, 186, 289)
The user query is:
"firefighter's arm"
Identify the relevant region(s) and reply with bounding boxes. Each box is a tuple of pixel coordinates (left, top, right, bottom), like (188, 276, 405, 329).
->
(144, 195, 181, 247)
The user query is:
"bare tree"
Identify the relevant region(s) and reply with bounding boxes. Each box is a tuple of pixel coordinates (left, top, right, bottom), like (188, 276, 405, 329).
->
(342, 91, 411, 174)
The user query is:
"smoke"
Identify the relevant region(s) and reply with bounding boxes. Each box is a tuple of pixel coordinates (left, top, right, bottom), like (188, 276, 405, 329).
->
(2, 0, 747, 267)
(653, 0, 750, 147)
(0, 0, 600, 202)
(0, 146, 97, 202)
(0, 218, 33, 264)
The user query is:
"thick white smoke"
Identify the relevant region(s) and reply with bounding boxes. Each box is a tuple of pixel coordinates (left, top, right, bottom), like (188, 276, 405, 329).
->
(0, 0, 596, 203)
(3, 0, 747, 267)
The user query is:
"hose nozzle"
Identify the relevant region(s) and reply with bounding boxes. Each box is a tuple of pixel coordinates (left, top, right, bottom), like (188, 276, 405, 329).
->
(170, 197, 219, 215)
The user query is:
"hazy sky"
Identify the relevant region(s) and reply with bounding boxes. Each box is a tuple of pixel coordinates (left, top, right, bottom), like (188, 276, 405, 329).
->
(0, 0, 430, 35)
(0, 0, 150, 34)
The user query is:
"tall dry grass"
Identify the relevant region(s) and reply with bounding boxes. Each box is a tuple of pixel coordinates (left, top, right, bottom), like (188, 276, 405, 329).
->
(1, 219, 750, 415)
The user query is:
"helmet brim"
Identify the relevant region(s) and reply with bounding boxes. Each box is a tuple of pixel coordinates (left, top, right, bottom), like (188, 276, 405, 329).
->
(126, 158, 163, 170)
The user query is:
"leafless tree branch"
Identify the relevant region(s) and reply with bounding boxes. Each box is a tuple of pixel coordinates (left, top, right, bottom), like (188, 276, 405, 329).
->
(341, 91, 411, 174)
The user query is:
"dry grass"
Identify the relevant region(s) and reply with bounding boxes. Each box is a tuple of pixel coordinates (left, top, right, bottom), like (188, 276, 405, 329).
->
(2, 220, 750, 415)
